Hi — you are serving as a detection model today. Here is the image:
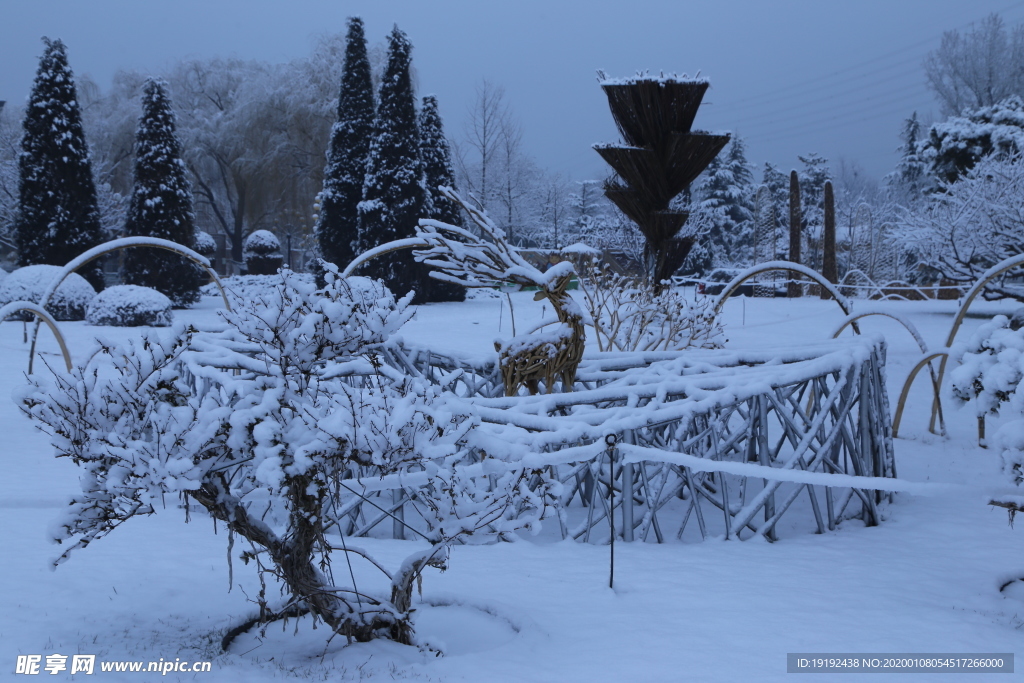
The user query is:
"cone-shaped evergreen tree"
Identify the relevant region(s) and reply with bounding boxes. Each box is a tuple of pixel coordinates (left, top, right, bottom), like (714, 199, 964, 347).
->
(15, 38, 105, 290)
(315, 16, 374, 276)
(417, 95, 465, 303)
(122, 78, 202, 306)
(355, 26, 424, 296)
(693, 136, 754, 271)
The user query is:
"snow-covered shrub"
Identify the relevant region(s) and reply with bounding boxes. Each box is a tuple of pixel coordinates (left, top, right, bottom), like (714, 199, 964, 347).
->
(193, 230, 216, 257)
(0, 264, 96, 321)
(243, 229, 283, 275)
(19, 265, 554, 647)
(200, 273, 315, 305)
(950, 315, 1024, 487)
(575, 261, 724, 352)
(86, 285, 173, 327)
(896, 154, 1024, 302)
(950, 316, 1024, 416)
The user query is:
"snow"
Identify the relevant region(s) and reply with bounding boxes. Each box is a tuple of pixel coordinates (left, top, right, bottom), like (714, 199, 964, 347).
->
(1, 290, 1022, 681)
(597, 71, 708, 85)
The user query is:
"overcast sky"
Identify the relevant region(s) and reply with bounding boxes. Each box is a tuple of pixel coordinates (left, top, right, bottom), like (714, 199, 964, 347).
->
(3, 0, 1024, 183)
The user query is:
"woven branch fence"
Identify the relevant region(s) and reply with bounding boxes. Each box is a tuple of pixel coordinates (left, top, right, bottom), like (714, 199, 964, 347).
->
(331, 337, 895, 544)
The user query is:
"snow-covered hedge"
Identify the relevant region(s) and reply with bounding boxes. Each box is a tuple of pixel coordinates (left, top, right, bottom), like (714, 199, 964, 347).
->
(0, 265, 96, 321)
(243, 229, 283, 275)
(86, 285, 173, 327)
(201, 273, 315, 305)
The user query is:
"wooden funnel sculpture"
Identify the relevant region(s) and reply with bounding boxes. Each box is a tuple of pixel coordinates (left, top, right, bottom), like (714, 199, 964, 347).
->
(595, 75, 729, 290)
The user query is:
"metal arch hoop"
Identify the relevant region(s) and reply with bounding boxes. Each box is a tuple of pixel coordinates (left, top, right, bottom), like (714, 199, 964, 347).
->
(27, 238, 231, 374)
(0, 301, 72, 371)
(930, 253, 1024, 432)
(831, 311, 945, 436)
(892, 351, 950, 439)
(711, 262, 856, 329)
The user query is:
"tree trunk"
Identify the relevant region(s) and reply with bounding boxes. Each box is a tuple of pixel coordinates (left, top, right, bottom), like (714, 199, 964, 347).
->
(821, 180, 837, 299)
(788, 170, 802, 298)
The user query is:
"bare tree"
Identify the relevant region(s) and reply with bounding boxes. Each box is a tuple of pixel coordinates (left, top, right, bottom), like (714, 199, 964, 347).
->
(457, 80, 510, 213)
(537, 173, 570, 249)
(925, 13, 1024, 116)
(0, 102, 19, 253)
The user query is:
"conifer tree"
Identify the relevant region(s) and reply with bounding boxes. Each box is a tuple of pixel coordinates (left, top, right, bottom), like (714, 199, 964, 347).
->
(892, 112, 929, 201)
(122, 78, 202, 306)
(15, 38, 105, 290)
(694, 137, 755, 269)
(355, 26, 423, 296)
(417, 94, 465, 302)
(315, 16, 374, 274)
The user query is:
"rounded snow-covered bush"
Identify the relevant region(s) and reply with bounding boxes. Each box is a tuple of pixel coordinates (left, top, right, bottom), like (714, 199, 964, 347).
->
(193, 230, 216, 257)
(86, 285, 173, 327)
(244, 230, 283, 275)
(0, 265, 96, 321)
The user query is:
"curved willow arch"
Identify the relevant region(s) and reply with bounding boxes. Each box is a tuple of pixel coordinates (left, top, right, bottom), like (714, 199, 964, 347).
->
(711, 261, 855, 323)
(831, 310, 927, 352)
(930, 253, 1024, 432)
(893, 351, 950, 439)
(832, 310, 945, 436)
(341, 238, 431, 278)
(0, 301, 72, 371)
(28, 238, 231, 374)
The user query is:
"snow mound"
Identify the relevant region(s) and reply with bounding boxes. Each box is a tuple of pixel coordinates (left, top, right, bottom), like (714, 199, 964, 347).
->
(86, 285, 173, 327)
(0, 264, 96, 321)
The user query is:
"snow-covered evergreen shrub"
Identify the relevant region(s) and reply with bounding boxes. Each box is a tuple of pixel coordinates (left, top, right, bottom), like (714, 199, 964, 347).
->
(0, 264, 96, 321)
(86, 284, 172, 327)
(19, 266, 554, 647)
(243, 229, 283, 275)
(193, 230, 216, 257)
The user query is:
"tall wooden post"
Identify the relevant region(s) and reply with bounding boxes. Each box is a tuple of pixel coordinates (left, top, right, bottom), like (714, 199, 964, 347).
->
(821, 180, 837, 299)
(788, 170, 802, 298)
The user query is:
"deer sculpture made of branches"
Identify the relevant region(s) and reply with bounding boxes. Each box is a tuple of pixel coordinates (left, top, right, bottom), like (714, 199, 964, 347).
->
(342, 187, 585, 396)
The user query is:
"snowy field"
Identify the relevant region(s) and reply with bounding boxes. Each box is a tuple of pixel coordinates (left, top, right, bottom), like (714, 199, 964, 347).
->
(2, 290, 1022, 681)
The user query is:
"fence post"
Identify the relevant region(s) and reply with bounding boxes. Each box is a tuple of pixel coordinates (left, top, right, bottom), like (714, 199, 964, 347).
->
(621, 430, 634, 542)
(393, 489, 405, 540)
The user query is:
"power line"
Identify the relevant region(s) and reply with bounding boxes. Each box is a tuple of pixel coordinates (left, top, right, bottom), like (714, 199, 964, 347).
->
(719, 0, 1024, 110)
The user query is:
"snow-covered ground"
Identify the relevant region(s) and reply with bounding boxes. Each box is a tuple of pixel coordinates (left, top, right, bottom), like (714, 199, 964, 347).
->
(2, 290, 1021, 681)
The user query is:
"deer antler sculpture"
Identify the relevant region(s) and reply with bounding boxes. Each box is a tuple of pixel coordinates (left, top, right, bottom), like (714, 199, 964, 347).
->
(414, 189, 585, 396)
(343, 187, 585, 396)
